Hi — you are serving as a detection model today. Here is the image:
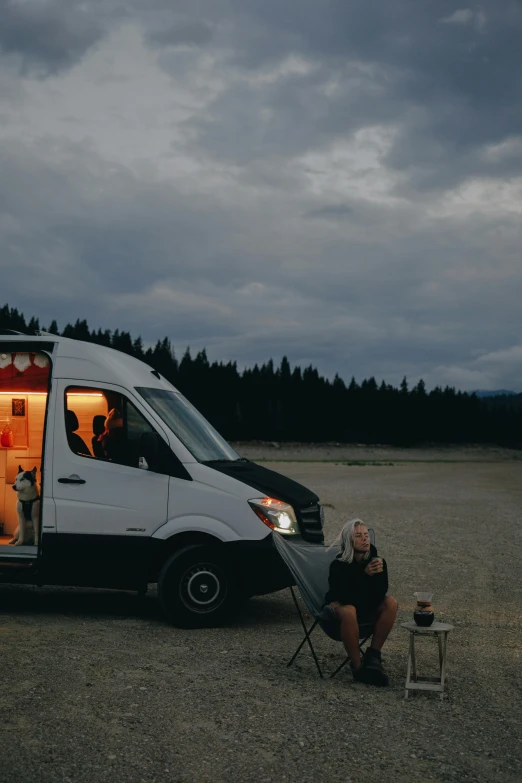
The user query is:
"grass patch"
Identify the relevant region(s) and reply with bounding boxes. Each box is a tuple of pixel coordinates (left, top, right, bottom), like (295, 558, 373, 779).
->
(253, 458, 506, 465)
(342, 461, 395, 466)
(340, 458, 503, 465)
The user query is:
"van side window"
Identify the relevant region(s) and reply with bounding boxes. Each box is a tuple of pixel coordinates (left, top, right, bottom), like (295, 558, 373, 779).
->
(65, 387, 157, 469)
(124, 398, 155, 448)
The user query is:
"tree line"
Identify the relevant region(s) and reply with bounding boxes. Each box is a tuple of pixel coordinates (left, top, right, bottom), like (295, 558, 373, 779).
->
(1, 304, 521, 446)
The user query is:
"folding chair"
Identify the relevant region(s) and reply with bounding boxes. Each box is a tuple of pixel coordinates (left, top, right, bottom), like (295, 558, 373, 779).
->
(273, 529, 376, 679)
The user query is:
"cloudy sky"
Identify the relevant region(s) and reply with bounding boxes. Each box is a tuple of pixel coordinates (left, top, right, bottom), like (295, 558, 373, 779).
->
(1, 1, 522, 391)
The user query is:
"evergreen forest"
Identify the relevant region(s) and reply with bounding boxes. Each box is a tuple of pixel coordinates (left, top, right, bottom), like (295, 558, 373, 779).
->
(1, 304, 520, 447)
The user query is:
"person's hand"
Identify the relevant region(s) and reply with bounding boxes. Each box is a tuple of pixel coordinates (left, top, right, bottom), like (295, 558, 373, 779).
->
(364, 558, 383, 576)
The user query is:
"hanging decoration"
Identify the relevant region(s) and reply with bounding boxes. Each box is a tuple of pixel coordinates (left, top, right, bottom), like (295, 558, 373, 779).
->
(13, 353, 31, 372)
(33, 354, 50, 368)
(0, 353, 50, 392)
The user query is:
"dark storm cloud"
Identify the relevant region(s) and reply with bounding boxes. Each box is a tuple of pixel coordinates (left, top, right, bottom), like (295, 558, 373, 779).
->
(1, 1, 521, 390)
(3, 131, 518, 376)
(0, 0, 106, 75)
(146, 20, 214, 47)
(185, 62, 404, 165)
(0, 139, 258, 294)
(2, 126, 521, 389)
(303, 204, 354, 221)
(179, 0, 522, 188)
(3, 0, 521, 187)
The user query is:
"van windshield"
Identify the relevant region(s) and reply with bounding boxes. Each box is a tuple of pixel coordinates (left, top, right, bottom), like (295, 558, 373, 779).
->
(136, 387, 240, 463)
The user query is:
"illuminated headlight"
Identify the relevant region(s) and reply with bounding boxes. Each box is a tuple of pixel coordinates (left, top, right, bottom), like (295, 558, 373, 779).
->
(248, 497, 299, 535)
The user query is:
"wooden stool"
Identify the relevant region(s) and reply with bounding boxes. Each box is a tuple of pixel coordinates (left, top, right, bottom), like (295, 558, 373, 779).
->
(401, 621, 454, 700)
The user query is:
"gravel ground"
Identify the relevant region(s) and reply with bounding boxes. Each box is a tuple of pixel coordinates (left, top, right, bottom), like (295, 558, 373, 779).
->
(1, 449, 521, 783)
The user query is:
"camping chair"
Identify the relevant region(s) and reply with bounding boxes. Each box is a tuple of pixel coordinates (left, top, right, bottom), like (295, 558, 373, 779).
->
(273, 529, 376, 679)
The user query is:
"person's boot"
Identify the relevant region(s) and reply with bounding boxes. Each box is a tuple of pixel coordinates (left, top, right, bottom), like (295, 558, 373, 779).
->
(349, 659, 384, 686)
(350, 661, 371, 684)
(360, 647, 389, 686)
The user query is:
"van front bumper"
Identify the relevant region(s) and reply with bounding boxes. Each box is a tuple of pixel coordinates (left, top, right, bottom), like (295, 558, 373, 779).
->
(226, 533, 305, 596)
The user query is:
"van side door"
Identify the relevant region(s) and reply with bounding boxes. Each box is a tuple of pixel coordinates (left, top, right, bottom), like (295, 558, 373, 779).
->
(47, 380, 170, 587)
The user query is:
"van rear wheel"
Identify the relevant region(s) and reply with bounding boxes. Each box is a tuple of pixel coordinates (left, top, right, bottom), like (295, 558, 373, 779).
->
(158, 545, 239, 628)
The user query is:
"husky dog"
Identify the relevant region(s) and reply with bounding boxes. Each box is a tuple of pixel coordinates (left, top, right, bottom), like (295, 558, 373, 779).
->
(10, 466, 40, 546)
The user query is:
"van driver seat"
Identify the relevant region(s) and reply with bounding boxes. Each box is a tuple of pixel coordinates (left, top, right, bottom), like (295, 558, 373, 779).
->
(65, 410, 91, 456)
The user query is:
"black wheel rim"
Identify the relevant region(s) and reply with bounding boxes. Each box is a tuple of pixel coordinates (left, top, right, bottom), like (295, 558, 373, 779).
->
(179, 562, 227, 614)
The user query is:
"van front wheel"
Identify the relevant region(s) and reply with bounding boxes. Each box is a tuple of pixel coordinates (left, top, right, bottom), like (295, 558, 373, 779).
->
(158, 545, 239, 628)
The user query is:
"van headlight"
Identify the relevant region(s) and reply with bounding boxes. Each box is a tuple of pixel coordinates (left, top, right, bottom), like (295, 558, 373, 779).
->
(248, 498, 299, 535)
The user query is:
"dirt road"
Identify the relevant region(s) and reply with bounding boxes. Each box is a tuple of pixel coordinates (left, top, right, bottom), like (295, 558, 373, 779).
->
(1, 451, 521, 783)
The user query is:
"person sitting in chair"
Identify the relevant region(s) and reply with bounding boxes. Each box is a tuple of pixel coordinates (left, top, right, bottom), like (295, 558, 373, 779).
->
(325, 518, 398, 686)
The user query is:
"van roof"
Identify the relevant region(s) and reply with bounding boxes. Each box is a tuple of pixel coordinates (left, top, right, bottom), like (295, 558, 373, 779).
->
(0, 333, 178, 391)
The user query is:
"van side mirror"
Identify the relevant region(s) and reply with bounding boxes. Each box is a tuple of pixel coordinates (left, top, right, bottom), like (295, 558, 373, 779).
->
(139, 432, 160, 468)
(137, 432, 192, 481)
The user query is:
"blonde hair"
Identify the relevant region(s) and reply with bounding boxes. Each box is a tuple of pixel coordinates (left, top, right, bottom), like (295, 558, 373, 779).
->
(105, 408, 123, 431)
(335, 518, 368, 563)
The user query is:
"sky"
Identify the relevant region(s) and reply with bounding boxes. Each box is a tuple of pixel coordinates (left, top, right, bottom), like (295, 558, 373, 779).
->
(1, 1, 522, 391)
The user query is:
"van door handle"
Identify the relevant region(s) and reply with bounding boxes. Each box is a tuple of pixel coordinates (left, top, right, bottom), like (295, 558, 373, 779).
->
(58, 476, 86, 484)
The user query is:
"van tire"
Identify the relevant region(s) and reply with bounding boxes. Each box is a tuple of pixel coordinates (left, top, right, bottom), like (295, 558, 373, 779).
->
(157, 545, 239, 628)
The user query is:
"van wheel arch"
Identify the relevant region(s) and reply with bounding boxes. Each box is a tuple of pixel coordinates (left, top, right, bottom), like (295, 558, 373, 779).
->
(149, 531, 226, 583)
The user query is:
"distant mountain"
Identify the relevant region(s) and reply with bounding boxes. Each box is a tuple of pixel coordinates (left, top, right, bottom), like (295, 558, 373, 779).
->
(472, 389, 516, 398)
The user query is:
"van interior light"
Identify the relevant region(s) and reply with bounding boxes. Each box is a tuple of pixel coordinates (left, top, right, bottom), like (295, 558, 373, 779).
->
(0, 391, 48, 395)
(0, 391, 102, 397)
(66, 392, 104, 397)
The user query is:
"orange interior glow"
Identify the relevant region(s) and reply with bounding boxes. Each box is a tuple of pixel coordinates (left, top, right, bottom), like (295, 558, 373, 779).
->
(0, 391, 47, 395)
(66, 392, 104, 397)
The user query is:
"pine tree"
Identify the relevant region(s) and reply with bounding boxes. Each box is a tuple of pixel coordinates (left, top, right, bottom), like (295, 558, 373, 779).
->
(0, 306, 27, 332)
(112, 330, 134, 355)
(279, 356, 291, 382)
(132, 336, 144, 359)
(348, 377, 359, 393)
(413, 379, 427, 396)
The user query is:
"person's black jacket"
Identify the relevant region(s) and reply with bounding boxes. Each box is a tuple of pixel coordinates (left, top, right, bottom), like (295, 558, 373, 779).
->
(325, 543, 388, 617)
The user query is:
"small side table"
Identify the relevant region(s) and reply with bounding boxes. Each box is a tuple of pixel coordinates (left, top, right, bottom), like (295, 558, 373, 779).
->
(401, 621, 454, 700)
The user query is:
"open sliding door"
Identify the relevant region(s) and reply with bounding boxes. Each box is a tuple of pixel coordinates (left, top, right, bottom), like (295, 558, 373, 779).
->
(0, 346, 53, 576)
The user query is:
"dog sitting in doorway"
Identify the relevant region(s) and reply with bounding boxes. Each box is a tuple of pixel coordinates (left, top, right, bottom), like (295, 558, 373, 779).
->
(9, 466, 40, 547)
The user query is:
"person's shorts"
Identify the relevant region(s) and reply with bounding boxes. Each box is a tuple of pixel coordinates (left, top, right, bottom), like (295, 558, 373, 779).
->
(357, 609, 377, 626)
(318, 604, 377, 641)
(317, 604, 343, 641)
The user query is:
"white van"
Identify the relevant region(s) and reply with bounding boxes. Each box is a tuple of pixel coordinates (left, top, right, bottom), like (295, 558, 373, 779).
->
(0, 333, 324, 626)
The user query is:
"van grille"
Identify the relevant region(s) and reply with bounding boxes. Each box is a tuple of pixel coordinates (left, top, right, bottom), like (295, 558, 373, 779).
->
(297, 503, 324, 543)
